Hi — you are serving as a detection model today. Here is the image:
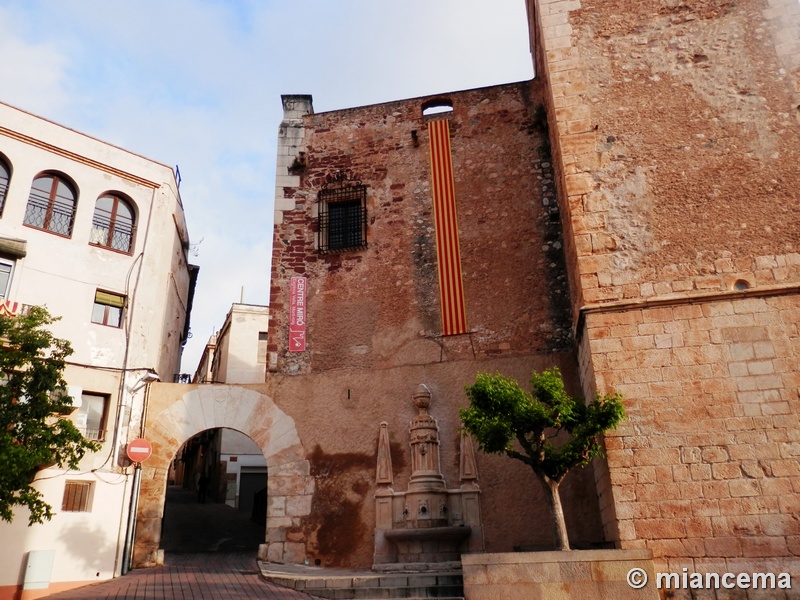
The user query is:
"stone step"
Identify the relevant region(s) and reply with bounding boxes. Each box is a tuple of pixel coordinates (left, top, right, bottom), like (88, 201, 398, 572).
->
(260, 565, 464, 600)
(302, 590, 463, 600)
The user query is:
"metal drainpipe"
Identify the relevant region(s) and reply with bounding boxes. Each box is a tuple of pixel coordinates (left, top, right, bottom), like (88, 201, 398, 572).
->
(119, 184, 160, 575)
(121, 463, 142, 575)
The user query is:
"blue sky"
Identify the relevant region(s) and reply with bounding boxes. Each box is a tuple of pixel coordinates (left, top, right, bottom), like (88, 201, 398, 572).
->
(0, 1, 534, 372)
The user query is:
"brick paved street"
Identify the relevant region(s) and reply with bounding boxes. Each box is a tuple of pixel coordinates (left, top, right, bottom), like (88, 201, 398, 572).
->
(43, 487, 320, 599)
(44, 552, 320, 600)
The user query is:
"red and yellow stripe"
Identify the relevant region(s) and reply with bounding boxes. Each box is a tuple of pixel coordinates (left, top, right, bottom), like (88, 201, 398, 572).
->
(428, 118, 467, 336)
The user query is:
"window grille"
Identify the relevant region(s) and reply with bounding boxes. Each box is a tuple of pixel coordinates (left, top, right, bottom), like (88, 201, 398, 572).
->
(318, 184, 367, 253)
(62, 481, 92, 512)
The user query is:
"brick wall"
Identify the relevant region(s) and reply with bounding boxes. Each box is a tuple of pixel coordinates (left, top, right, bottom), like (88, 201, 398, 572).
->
(268, 82, 575, 374)
(265, 82, 607, 567)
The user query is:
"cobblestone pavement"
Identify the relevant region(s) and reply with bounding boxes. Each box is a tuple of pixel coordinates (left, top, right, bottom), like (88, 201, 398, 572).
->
(44, 552, 320, 600)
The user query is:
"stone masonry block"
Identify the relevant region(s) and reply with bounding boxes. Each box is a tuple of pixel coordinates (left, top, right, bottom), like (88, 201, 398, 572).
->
(285, 494, 313, 517)
(690, 463, 712, 481)
(622, 335, 656, 351)
(680, 446, 702, 464)
(540, 11, 570, 28)
(700, 446, 729, 463)
(711, 463, 742, 480)
(541, 0, 582, 16)
(740, 536, 789, 558)
(267, 543, 284, 563)
(729, 479, 762, 497)
(702, 481, 732, 499)
(747, 360, 776, 375)
(635, 518, 685, 540)
(704, 537, 743, 558)
(559, 131, 596, 155)
(545, 35, 573, 50)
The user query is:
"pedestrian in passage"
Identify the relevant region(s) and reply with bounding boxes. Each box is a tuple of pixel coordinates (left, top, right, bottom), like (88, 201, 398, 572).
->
(198, 473, 210, 503)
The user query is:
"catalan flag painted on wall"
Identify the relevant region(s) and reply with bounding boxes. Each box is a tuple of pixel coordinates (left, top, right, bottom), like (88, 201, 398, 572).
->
(428, 118, 467, 336)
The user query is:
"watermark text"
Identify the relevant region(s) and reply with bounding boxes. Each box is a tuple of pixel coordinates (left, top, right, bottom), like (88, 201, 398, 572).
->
(627, 567, 792, 591)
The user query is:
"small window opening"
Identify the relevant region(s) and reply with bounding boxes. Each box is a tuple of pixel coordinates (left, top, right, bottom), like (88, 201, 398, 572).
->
(733, 279, 750, 291)
(257, 331, 268, 364)
(318, 185, 367, 253)
(91, 290, 126, 328)
(62, 481, 93, 512)
(422, 99, 454, 117)
(75, 392, 110, 441)
(0, 259, 13, 299)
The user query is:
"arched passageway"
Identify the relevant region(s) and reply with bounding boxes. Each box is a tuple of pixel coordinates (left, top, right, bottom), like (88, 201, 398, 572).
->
(160, 428, 267, 553)
(132, 385, 314, 567)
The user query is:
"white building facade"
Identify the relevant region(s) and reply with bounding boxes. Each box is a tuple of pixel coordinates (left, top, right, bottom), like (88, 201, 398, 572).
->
(186, 303, 269, 511)
(193, 304, 269, 385)
(0, 101, 197, 600)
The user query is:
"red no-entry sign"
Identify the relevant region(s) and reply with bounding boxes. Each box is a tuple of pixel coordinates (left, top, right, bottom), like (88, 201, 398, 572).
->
(127, 438, 153, 463)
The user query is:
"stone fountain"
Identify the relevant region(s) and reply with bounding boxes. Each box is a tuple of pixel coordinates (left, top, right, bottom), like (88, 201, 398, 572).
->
(373, 384, 483, 571)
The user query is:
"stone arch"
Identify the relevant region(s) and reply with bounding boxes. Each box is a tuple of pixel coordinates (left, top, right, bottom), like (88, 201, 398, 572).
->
(132, 385, 313, 566)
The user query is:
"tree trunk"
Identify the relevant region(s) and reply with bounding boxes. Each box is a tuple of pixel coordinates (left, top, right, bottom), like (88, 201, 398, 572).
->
(539, 476, 570, 551)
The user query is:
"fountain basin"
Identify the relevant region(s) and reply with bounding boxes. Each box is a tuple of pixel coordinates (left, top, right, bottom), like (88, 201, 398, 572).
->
(384, 526, 472, 563)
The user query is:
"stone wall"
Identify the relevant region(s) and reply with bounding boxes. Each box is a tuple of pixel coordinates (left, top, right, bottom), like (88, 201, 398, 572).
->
(532, 0, 800, 309)
(462, 549, 659, 600)
(531, 0, 800, 587)
(586, 293, 800, 578)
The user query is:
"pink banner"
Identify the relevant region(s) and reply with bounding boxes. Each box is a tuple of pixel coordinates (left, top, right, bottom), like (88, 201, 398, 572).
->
(289, 277, 307, 352)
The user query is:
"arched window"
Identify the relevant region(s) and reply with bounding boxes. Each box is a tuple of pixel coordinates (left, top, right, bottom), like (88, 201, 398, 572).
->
(0, 157, 10, 217)
(422, 98, 454, 117)
(90, 194, 135, 253)
(24, 173, 77, 236)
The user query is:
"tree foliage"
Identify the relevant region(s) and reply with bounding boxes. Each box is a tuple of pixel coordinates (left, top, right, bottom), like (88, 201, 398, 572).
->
(0, 306, 99, 524)
(461, 367, 625, 550)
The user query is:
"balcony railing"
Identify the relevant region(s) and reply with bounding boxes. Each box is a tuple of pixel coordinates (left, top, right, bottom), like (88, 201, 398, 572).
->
(80, 428, 105, 441)
(0, 301, 34, 317)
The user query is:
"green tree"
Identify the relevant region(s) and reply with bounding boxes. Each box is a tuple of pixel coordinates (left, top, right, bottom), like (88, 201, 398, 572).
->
(0, 306, 99, 524)
(461, 367, 625, 551)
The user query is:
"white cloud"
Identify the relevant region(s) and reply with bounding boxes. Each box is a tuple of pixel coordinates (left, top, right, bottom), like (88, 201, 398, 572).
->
(0, 10, 72, 116)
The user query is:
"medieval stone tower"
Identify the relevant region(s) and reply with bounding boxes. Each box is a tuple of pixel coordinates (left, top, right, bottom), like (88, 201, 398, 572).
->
(529, 0, 800, 581)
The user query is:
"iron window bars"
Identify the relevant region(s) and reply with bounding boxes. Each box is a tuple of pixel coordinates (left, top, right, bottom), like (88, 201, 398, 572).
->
(24, 174, 77, 236)
(318, 184, 367, 253)
(90, 195, 135, 253)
